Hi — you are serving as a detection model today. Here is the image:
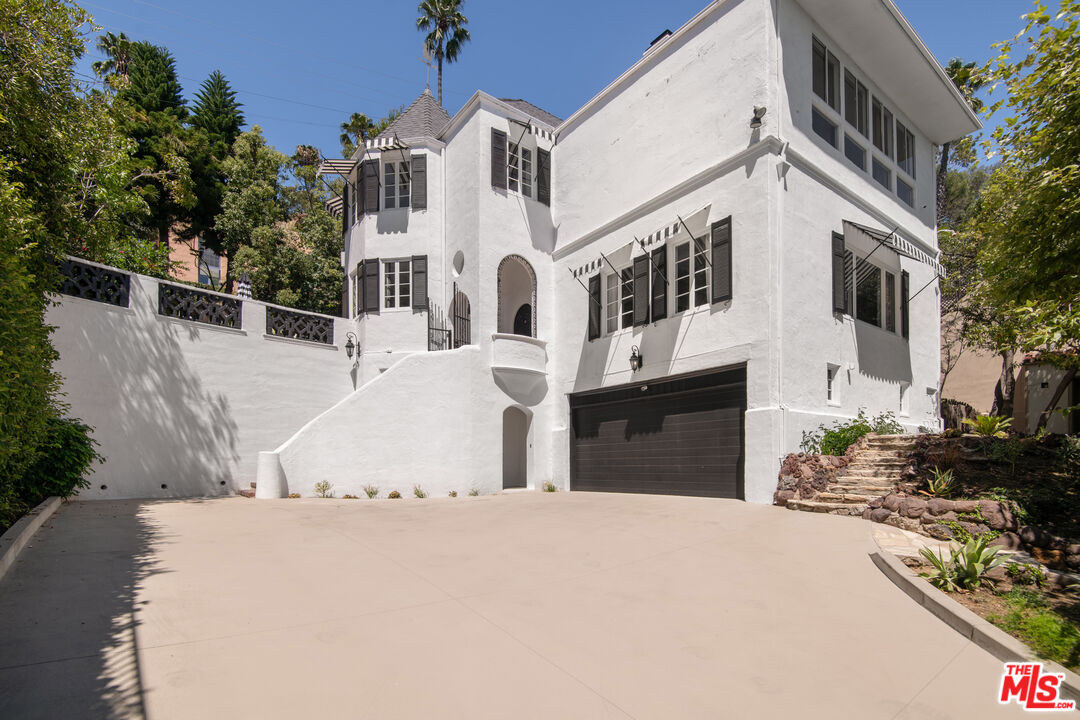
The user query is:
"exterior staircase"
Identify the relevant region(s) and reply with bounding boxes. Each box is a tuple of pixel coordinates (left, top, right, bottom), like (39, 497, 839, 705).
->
(785, 434, 918, 516)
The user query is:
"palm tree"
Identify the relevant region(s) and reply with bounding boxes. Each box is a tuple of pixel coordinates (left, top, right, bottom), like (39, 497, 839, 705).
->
(937, 58, 985, 222)
(92, 32, 131, 81)
(416, 0, 470, 106)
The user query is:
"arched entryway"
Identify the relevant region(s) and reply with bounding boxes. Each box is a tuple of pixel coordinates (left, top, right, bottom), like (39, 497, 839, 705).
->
(502, 406, 529, 489)
(450, 289, 471, 348)
(497, 255, 536, 337)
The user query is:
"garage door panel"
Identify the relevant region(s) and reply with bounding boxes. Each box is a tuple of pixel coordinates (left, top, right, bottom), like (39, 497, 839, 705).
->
(569, 370, 745, 498)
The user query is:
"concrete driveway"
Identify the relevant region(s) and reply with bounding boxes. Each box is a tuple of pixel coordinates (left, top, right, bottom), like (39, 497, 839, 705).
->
(0, 493, 1028, 719)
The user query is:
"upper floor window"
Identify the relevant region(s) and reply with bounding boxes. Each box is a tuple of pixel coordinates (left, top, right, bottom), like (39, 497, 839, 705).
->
(603, 269, 634, 334)
(812, 37, 840, 112)
(844, 70, 868, 137)
(384, 160, 410, 209)
(674, 240, 710, 313)
(896, 122, 915, 178)
(872, 98, 894, 157)
(383, 258, 411, 309)
(508, 143, 532, 197)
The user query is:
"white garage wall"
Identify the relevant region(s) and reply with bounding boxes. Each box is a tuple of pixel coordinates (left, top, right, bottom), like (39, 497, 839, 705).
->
(47, 262, 354, 499)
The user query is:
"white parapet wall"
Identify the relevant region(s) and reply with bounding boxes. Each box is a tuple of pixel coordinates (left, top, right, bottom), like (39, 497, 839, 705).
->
(47, 259, 355, 499)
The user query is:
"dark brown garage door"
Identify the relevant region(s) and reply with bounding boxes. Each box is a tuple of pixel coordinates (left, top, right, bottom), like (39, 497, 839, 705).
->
(569, 366, 745, 498)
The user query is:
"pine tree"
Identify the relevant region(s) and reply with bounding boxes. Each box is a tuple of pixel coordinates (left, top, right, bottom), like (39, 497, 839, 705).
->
(121, 41, 186, 118)
(192, 70, 244, 151)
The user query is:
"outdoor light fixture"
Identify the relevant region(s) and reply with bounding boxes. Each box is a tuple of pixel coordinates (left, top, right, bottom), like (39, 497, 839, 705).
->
(629, 345, 643, 372)
(344, 332, 357, 360)
(750, 106, 767, 129)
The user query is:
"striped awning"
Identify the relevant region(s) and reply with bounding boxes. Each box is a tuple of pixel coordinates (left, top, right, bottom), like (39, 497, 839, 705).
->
(844, 220, 946, 277)
(317, 158, 357, 177)
(325, 195, 343, 218)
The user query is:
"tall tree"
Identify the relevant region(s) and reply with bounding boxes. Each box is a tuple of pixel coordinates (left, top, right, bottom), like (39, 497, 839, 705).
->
(936, 59, 985, 225)
(91, 31, 131, 82)
(339, 112, 378, 157)
(416, 0, 470, 106)
(191, 70, 244, 150)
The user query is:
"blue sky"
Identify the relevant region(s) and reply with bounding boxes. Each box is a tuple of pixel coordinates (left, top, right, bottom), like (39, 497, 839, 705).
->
(75, 0, 1036, 159)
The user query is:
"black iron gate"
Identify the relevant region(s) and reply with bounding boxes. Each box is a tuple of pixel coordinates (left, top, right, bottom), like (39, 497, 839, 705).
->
(451, 283, 471, 349)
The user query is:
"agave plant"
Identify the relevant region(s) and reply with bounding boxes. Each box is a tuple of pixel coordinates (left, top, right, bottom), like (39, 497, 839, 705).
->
(919, 546, 960, 592)
(919, 467, 956, 498)
(962, 414, 1012, 438)
(920, 536, 1004, 592)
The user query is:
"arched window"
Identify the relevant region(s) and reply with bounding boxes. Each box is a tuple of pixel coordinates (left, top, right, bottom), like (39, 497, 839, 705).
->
(497, 255, 537, 337)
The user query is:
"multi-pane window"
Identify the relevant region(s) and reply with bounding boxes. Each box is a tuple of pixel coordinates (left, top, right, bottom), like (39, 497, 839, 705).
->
(675, 241, 709, 312)
(605, 272, 619, 334)
(844, 70, 868, 137)
(812, 37, 840, 112)
(812, 108, 837, 147)
(896, 178, 914, 207)
(383, 259, 411, 309)
(872, 158, 891, 190)
(844, 134, 866, 171)
(384, 161, 410, 209)
(872, 98, 894, 157)
(855, 261, 881, 327)
(508, 143, 533, 197)
(827, 365, 838, 403)
(896, 122, 915, 178)
(619, 268, 633, 329)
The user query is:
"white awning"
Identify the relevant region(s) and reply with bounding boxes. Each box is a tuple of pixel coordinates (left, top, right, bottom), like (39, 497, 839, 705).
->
(325, 195, 343, 218)
(843, 220, 945, 278)
(317, 158, 356, 177)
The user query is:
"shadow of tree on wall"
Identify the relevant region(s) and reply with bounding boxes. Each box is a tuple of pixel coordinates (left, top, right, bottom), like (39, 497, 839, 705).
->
(0, 500, 176, 719)
(66, 302, 240, 497)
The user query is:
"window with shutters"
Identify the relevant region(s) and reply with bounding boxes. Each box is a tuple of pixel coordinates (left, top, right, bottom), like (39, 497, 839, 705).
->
(605, 272, 619, 334)
(508, 142, 533, 198)
(383, 160, 410, 210)
(850, 254, 900, 331)
(612, 268, 632, 331)
(383, 259, 411, 310)
(674, 241, 710, 313)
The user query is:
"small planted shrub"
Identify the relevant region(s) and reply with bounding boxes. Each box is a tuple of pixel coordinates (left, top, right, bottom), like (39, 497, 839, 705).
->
(388, 490, 401, 499)
(313, 480, 334, 498)
(800, 410, 905, 455)
(342, 494, 359, 500)
(543, 481, 557, 492)
(287, 493, 301, 499)
(920, 536, 1005, 592)
(413, 484, 427, 498)
(362, 484, 379, 499)
(962, 414, 1012, 438)
(448, 490, 458, 497)
(17, 417, 100, 500)
(1006, 562, 1048, 589)
(919, 467, 956, 498)
(468, 488, 480, 496)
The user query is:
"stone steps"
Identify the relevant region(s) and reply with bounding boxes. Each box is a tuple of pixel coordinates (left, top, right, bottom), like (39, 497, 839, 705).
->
(814, 492, 872, 504)
(786, 499, 868, 516)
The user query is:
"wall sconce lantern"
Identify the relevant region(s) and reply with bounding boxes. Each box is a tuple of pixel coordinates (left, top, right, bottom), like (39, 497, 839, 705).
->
(750, 105, 767, 129)
(345, 332, 357, 360)
(629, 345, 643, 372)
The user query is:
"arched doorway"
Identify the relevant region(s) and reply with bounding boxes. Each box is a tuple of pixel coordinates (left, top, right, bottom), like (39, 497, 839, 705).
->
(497, 255, 536, 337)
(450, 288, 471, 348)
(502, 407, 529, 489)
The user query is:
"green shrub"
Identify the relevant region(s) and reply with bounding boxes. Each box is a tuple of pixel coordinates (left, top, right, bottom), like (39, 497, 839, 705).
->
(468, 488, 480, 496)
(962, 414, 1012, 437)
(388, 490, 401, 499)
(412, 484, 426, 498)
(313, 480, 333, 498)
(362, 484, 379, 499)
(5, 418, 101, 526)
(919, 467, 956, 498)
(543, 481, 557, 492)
(991, 590, 1080, 671)
(920, 536, 1005, 592)
(1006, 562, 1048, 588)
(1059, 435, 1080, 468)
(448, 490, 457, 497)
(800, 410, 905, 455)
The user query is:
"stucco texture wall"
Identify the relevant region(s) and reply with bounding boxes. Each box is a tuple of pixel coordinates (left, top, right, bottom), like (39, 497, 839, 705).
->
(47, 269, 354, 499)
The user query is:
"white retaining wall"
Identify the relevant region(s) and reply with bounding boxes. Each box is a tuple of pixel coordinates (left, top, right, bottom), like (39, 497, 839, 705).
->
(47, 263, 355, 499)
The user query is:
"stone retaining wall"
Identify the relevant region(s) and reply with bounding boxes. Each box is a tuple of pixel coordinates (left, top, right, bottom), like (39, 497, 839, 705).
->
(772, 452, 849, 506)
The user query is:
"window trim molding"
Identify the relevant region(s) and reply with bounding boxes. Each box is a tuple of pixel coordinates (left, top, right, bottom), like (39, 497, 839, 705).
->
(381, 257, 413, 311)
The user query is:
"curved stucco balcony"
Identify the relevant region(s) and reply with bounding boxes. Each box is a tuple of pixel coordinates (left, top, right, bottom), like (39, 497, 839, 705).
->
(490, 333, 548, 404)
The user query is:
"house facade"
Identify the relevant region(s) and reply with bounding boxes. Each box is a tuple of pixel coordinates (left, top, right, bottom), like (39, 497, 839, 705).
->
(254, 0, 980, 503)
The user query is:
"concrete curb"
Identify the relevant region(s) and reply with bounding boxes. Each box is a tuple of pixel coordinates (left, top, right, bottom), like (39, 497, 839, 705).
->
(0, 497, 61, 584)
(869, 532, 1080, 705)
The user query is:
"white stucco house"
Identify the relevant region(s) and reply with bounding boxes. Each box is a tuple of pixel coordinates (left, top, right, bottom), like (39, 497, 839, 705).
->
(47, 0, 980, 503)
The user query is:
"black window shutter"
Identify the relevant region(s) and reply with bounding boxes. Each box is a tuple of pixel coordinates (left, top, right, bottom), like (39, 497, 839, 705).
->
(358, 168, 366, 216)
(363, 257, 380, 314)
(363, 159, 379, 213)
(587, 274, 601, 341)
(843, 250, 854, 314)
(411, 255, 428, 310)
(355, 262, 363, 317)
(410, 154, 427, 210)
(831, 232, 846, 313)
(650, 247, 667, 321)
(353, 172, 360, 221)
(537, 148, 551, 206)
(632, 254, 650, 326)
(901, 270, 910, 339)
(342, 184, 349, 235)
(491, 128, 507, 190)
(711, 217, 733, 303)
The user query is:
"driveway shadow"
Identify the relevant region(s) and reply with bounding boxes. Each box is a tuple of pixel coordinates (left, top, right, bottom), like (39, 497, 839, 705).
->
(0, 500, 177, 719)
